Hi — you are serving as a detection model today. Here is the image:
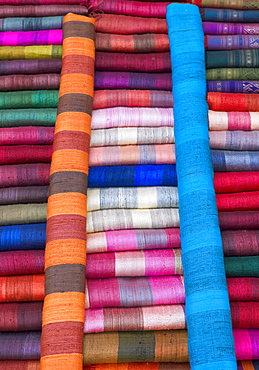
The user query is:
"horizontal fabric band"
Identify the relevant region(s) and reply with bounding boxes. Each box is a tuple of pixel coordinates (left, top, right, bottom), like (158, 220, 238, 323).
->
(206, 49, 259, 68)
(1, 300, 257, 333)
(0, 108, 57, 127)
(191, 0, 259, 10)
(88, 0, 170, 18)
(87, 187, 179, 211)
(1, 244, 258, 277)
(91, 107, 259, 131)
(0, 5, 88, 17)
(207, 81, 259, 94)
(0, 274, 258, 303)
(0, 332, 41, 360)
(203, 22, 259, 35)
(200, 8, 259, 22)
(207, 68, 259, 80)
(0, 203, 47, 226)
(0, 302, 43, 331)
(86, 228, 259, 256)
(3, 162, 259, 192)
(0, 223, 46, 252)
(206, 35, 259, 50)
(0, 74, 60, 91)
(0, 145, 52, 165)
(0, 16, 63, 32)
(0, 250, 44, 275)
(83, 329, 259, 363)
(0, 274, 44, 302)
(1, 361, 259, 370)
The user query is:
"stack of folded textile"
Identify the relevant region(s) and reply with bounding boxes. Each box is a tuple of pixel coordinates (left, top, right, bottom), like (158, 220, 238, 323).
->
(85, 0, 259, 369)
(1, 0, 259, 369)
(84, 0, 189, 368)
(88, 2, 258, 368)
(0, 3, 88, 369)
(201, 3, 259, 368)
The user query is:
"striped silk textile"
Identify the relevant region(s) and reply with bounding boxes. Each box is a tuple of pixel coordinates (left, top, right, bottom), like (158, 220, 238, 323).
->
(1, 0, 259, 369)
(40, 14, 95, 370)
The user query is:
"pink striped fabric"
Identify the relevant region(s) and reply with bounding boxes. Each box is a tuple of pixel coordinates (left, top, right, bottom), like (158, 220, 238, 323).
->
(85, 276, 185, 308)
(85, 249, 183, 278)
(86, 228, 181, 253)
(91, 107, 259, 130)
(93, 90, 174, 110)
(0, 127, 54, 145)
(84, 305, 186, 333)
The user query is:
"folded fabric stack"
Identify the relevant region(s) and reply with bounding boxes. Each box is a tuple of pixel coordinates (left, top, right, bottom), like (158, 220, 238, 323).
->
(201, 3, 259, 369)
(86, 0, 259, 369)
(83, 0, 189, 368)
(1, 0, 259, 369)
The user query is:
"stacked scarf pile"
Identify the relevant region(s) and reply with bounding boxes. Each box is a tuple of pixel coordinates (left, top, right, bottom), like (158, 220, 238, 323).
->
(201, 2, 259, 369)
(0, 3, 88, 370)
(84, 0, 188, 368)
(0, 0, 259, 369)
(87, 0, 259, 369)
(88, 0, 259, 369)
(88, 2, 259, 370)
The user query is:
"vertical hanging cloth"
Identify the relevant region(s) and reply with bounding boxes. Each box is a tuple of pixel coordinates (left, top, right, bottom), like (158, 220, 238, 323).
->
(166, 3, 237, 370)
(40, 13, 95, 370)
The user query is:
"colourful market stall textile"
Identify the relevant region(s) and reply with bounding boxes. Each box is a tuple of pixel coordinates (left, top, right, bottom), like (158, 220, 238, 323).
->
(2, 299, 259, 332)
(1, 0, 259, 369)
(0, 5, 88, 18)
(1, 361, 259, 370)
(167, 3, 236, 369)
(40, 12, 95, 370)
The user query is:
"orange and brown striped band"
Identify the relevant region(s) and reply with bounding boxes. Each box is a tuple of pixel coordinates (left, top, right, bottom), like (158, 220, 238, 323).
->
(40, 13, 95, 370)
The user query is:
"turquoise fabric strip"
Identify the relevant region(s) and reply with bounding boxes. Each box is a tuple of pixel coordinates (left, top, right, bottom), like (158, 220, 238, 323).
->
(0, 16, 63, 32)
(166, 4, 237, 369)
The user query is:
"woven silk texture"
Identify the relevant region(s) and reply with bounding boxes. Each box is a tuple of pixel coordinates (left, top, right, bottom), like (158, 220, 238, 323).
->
(3, 249, 259, 279)
(0, 5, 88, 17)
(1, 0, 253, 12)
(200, 8, 259, 22)
(1, 0, 259, 369)
(167, 3, 236, 370)
(0, 2, 66, 365)
(79, 1, 189, 368)
(40, 13, 95, 370)
(0, 5, 242, 370)
(0, 5, 90, 370)
(201, 0, 259, 368)
(1, 362, 259, 370)
(87, 0, 259, 15)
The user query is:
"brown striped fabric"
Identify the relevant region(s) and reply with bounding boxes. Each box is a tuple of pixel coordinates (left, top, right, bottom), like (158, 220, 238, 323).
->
(83, 330, 189, 364)
(40, 14, 95, 370)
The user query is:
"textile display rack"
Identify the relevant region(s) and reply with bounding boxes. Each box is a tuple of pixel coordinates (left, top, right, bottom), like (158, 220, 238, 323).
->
(0, 0, 259, 369)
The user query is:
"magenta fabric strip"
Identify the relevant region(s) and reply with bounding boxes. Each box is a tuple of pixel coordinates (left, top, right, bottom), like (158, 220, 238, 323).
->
(0, 127, 54, 145)
(95, 72, 172, 91)
(234, 329, 259, 359)
(85, 249, 183, 278)
(87, 228, 181, 253)
(0, 30, 62, 46)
